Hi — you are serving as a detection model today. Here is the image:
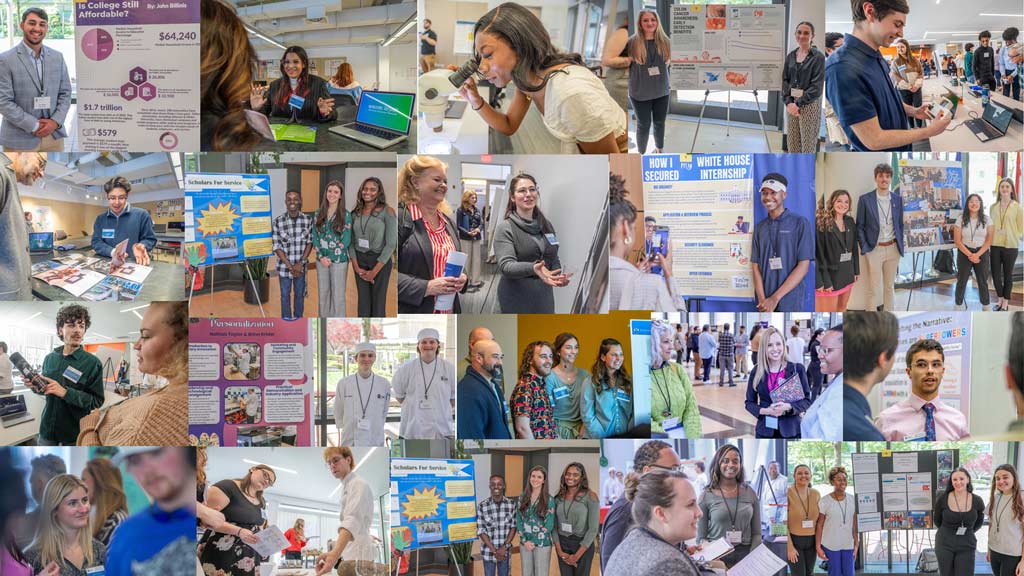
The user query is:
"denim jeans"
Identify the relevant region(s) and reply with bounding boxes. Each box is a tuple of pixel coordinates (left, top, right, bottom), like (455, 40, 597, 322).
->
(483, 558, 510, 576)
(279, 273, 306, 319)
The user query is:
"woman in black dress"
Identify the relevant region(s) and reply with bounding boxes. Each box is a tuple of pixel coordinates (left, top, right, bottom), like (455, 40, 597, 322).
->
(199, 464, 276, 575)
(933, 468, 985, 576)
(815, 189, 859, 312)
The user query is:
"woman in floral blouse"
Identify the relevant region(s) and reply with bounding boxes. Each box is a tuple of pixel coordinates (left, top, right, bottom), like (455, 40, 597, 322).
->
(517, 466, 556, 576)
(312, 180, 352, 317)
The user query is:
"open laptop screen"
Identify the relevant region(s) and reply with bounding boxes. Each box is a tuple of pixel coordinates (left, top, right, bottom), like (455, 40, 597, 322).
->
(983, 101, 1013, 133)
(355, 92, 415, 134)
(28, 232, 53, 251)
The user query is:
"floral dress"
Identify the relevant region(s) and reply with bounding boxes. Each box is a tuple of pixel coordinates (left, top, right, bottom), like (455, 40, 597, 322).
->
(511, 373, 557, 439)
(311, 209, 352, 263)
(199, 479, 266, 576)
(516, 495, 556, 548)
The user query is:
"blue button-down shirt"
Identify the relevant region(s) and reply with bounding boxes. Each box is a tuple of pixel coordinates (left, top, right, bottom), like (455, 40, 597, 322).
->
(826, 33, 910, 151)
(843, 383, 885, 440)
(751, 208, 814, 312)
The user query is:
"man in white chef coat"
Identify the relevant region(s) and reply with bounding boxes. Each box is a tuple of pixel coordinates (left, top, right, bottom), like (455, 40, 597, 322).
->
(334, 342, 391, 446)
(315, 447, 376, 575)
(392, 328, 456, 439)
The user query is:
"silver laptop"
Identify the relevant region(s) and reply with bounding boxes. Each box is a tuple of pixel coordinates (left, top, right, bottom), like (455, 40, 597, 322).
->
(0, 395, 34, 428)
(329, 91, 415, 149)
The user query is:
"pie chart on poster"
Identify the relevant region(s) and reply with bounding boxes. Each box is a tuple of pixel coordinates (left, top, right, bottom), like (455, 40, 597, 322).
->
(81, 29, 113, 61)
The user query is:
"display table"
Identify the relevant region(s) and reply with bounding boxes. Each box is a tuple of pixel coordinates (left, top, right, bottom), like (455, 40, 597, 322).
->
(0, 387, 132, 445)
(257, 105, 416, 152)
(924, 82, 1024, 151)
(30, 246, 184, 302)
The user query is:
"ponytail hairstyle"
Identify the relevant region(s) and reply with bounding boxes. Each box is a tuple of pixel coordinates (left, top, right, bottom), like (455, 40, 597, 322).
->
(628, 469, 690, 528)
(609, 172, 638, 250)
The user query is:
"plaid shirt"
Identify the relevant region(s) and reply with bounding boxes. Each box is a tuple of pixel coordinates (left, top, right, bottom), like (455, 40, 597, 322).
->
(272, 212, 313, 278)
(477, 496, 517, 562)
(717, 331, 735, 360)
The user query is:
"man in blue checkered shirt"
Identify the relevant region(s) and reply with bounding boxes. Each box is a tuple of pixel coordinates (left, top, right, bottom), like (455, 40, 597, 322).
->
(477, 474, 518, 576)
(272, 190, 312, 319)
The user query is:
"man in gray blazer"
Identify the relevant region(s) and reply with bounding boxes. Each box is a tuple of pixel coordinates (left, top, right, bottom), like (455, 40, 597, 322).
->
(0, 8, 72, 152)
(1, 152, 47, 300)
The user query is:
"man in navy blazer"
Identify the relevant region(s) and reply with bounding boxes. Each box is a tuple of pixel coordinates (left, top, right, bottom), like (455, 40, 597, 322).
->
(842, 311, 898, 440)
(856, 163, 904, 311)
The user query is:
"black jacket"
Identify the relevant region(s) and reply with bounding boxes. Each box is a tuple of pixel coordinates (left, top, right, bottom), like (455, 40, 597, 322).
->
(397, 204, 466, 313)
(744, 362, 812, 439)
(973, 46, 996, 84)
(251, 75, 338, 122)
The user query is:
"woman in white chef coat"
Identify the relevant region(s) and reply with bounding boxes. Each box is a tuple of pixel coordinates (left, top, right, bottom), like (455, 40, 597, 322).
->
(334, 342, 391, 446)
(391, 328, 457, 439)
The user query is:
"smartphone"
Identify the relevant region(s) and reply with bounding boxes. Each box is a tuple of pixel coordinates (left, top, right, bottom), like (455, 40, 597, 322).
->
(649, 226, 669, 275)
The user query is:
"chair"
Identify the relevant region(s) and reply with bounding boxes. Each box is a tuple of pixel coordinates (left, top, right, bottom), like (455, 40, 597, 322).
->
(328, 85, 363, 106)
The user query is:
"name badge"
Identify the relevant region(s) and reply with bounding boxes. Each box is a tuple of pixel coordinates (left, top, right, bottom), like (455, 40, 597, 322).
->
(560, 522, 573, 533)
(63, 366, 83, 384)
(726, 530, 742, 544)
(984, 53, 990, 58)
(545, 233, 559, 246)
(995, 230, 1007, 244)
(791, 88, 804, 98)
(102, 228, 116, 239)
(86, 568, 105, 576)
(552, 386, 569, 401)
(288, 94, 306, 110)
(648, 66, 660, 76)
(418, 399, 434, 410)
(840, 251, 852, 262)
(664, 416, 686, 439)
(956, 526, 967, 536)
(904, 431, 927, 442)
(765, 416, 779, 429)
(357, 418, 370, 431)
(802, 520, 814, 529)
(358, 238, 370, 249)
(663, 416, 680, 430)
(769, 257, 783, 270)
(34, 96, 52, 110)
(615, 390, 631, 403)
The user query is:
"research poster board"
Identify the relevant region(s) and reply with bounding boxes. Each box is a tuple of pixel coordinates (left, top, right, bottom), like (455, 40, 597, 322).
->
(188, 318, 314, 447)
(852, 449, 959, 531)
(75, 0, 199, 151)
(454, 21, 476, 54)
(877, 312, 971, 421)
(183, 173, 273, 267)
(390, 458, 477, 551)
(627, 319, 655, 430)
(669, 4, 785, 90)
(898, 159, 964, 252)
(642, 153, 755, 302)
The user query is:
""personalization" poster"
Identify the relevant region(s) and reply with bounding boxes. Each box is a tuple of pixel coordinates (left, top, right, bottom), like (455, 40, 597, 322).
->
(183, 173, 273, 266)
(188, 318, 313, 447)
(642, 153, 755, 302)
(75, 0, 199, 151)
(390, 458, 477, 551)
(899, 159, 964, 252)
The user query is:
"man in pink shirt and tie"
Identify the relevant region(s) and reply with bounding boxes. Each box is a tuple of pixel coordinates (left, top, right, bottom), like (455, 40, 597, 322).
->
(876, 339, 969, 441)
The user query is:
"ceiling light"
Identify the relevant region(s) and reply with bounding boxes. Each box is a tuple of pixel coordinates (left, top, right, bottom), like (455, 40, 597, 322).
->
(979, 13, 1023, 17)
(382, 12, 416, 47)
(121, 304, 151, 313)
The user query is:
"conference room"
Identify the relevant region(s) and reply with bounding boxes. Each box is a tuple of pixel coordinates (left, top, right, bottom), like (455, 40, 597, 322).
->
(202, 0, 418, 152)
(16, 152, 185, 302)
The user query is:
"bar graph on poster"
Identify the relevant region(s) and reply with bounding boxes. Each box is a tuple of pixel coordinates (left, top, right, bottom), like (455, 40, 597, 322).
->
(669, 4, 785, 90)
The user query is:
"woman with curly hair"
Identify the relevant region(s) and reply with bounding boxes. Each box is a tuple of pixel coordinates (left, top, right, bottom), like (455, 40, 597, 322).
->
(815, 189, 858, 312)
(553, 463, 600, 576)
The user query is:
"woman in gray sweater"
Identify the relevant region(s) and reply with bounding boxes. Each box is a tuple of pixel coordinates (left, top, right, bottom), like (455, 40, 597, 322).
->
(603, 469, 702, 576)
(697, 443, 761, 567)
(494, 174, 571, 313)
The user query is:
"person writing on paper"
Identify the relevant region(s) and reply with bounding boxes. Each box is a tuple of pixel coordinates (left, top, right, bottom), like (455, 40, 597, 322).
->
(815, 466, 857, 576)
(603, 469, 703, 576)
(608, 174, 678, 311)
(990, 178, 1022, 312)
(283, 519, 307, 561)
(23, 475, 105, 575)
(249, 46, 336, 123)
(545, 332, 590, 439)
(648, 320, 701, 439)
(843, 312, 897, 440)
(744, 325, 811, 439)
(876, 339, 968, 441)
(516, 466, 555, 576)
(581, 338, 633, 438)
(697, 444, 760, 567)
(392, 328, 457, 440)
(334, 342, 390, 446)
(315, 447, 375, 576)
(90, 176, 156, 266)
(494, 174, 570, 313)
(751, 174, 813, 313)
(786, 464, 820, 576)
(457, 2, 628, 154)
(987, 464, 1024, 576)
(397, 155, 468, 313)
(511, 341, 557, 439)
(933, 468, 985, 576)
(198, 464, 274, 575)
(953, 193, 995, 311)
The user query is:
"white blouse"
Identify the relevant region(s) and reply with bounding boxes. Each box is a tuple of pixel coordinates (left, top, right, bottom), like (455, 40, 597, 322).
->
(542, 65, 627, 154)
(957, 217, 991, 249)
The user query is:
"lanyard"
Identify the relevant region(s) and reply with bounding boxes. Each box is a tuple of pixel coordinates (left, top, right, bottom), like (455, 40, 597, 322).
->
(560, 496, 576, 531)
(355, 373, 375, 419)
(651, 365, 672, 417)
(998, 203, 1010, 232)
(768, 212, 784, 258)
(357, 210, 374, 241)
(795, 487, 812, 520)
(719, 488, 741, 529)
(878, 195, 892, 230)
(767, 368, 785, 392)
(967, 219, 983, 245)
(420, 358, 439, 400)
(994, 492, 1015, 533)
(834, 494, 848, 525)
(954, 491, 968, 527)
(834, 220, 850, 254)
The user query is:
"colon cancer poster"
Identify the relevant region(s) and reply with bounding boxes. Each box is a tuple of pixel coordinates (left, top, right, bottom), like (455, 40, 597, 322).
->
(183, 173, 273, 266)
(390, 459, 477, 551)
(879, 312, 970, 421)
(75, 0, 199, 151)
(898, 159, 964, 253)
(188, 318, 313, 447)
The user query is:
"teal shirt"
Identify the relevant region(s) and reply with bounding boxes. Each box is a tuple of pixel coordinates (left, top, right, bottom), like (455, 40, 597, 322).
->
(516, 495, 555, 547)
(580, 380, 633, 438)
(553, 492, 600, 548)
(311, 209, 352, 263)
(348, 207, 398, 265)
(544, 368, 589, 435)
(39, 345, 104, 444)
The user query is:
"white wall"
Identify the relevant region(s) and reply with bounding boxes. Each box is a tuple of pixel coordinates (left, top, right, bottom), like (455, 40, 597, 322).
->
(546, 453, 601, 498)
(256, 42, 415, 93)
(968, 314, 1017, 436)
(344, 167, 399, 212)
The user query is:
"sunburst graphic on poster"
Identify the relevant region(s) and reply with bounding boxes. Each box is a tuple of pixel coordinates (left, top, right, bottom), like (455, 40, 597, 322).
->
(196, 202, 240, 236)
(402, 486, 444, 521)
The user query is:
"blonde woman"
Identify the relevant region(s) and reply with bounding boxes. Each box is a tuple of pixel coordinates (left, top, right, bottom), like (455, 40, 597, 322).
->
(397, 156, 467, 313)
(82, 459, 128, 547)
(283, 518, 307, 560)
(627, 10, 671, 154)
(77, 301, 188, 446)
(743, 326, 811, 438)
(24, 474, 106, 576)
(455, 190, 484, 289)
(815, 190, 859, 312)
(990, 178, 1022, 311)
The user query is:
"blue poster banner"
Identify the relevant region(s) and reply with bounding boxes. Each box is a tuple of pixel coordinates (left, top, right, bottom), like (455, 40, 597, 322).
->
(390, 458, 477, 551)
(183, 173, 273, 266)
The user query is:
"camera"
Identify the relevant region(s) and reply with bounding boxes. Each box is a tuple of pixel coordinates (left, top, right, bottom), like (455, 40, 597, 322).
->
(448, 59, 480, 89)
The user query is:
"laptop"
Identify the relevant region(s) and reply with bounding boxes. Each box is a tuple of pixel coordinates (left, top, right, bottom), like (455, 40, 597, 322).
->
(153, 223, 167, 234)
(329, 91, 415, 149)
(28, 231, 53, 254)
(0, 395, 34, 428)
(965, 101, 1014, 142)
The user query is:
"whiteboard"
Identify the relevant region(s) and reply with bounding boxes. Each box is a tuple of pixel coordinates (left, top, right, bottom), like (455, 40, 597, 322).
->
(454, 20, 476, 55)
(669, 4, 785, 91)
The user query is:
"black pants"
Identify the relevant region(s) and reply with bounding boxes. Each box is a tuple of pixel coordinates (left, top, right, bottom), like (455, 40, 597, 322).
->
(721, 544, 752, 569)
(355, 252, 391, 317)
(900, 88, 924, 127)
(702, 356, 713, 382)
(1003, 75, 1022, 100)
(789, 534, 817, 576)
(285, 551, 302, 560)
(631, 94, 669, 154)
(956, 247, 991, 306)
(751, 351, 758, 366)
(990, 246, 1019, 301)
(808, 364, 823, 401)
(990, 550, 1022, 576)
(557, 534, 596, 576)
(936, 544, 975, 576)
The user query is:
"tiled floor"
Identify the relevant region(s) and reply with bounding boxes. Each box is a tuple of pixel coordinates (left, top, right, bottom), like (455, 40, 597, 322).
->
(629, 115, 785, 154)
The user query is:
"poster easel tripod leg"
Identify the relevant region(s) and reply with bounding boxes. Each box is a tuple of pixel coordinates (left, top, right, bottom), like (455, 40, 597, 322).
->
(751, 90, 772, 153)
(689, 89, 712, 154)
(245, 268, 267, 318)
(689, 90, 773, 154)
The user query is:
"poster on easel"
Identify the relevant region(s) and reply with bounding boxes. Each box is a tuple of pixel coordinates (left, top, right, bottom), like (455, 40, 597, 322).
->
(183, 173, 273, 266)
(852, 449, 959, 531)
(642, 153, 754, 302)
(188, 318, 313, 447)
(669, 4, 785, 90)
(390, 458, 477, 551)
(898, 159, 964, 252)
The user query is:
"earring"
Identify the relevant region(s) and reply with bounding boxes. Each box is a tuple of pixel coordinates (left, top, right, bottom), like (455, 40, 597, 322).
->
(624, 235, 633, 246)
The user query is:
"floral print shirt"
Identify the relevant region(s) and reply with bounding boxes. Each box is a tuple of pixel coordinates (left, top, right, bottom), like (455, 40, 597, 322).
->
(311, 209, 352, 263)
(516, 495, 556, 547)
(511, 372, 556, 439)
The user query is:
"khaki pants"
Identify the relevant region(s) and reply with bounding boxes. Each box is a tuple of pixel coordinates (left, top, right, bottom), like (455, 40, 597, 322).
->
(864, 242, 900, 311)
(4, 135, 64, 152)
(420, 54, 436, 73)
(736, 351, 748, 374)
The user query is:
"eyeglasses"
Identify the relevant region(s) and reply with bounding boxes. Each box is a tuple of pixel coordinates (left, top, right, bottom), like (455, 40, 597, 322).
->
(259, 469, 276, 487)
(514, 187, 539, 196)
(34, 153, 47, 171)
(327, 456, 347, 468)
(648, 464, 684, 473)
(107, 195, 128, 202)
(819, 347, 839, 355)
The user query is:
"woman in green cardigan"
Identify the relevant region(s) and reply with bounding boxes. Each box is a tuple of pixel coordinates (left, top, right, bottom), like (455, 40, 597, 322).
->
(649, 320, 702, 438)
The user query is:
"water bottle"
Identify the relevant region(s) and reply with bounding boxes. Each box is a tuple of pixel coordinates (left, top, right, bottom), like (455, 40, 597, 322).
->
(982, 88, 990, 107)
